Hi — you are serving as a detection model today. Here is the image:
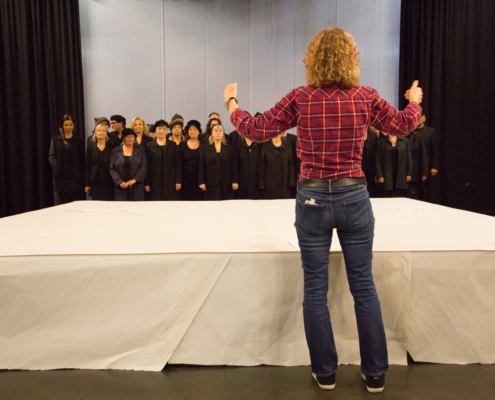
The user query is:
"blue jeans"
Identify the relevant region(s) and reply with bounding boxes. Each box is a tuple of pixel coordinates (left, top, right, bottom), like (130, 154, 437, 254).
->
(294, 183, 388, 378)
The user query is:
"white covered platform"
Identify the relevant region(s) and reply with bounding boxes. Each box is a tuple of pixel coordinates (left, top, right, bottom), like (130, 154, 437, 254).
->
(0, 198, 494, 371)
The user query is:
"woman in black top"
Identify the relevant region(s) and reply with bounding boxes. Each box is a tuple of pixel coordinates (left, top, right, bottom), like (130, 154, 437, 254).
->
(375, 135, 412, 197)
(48, 114, 85, 204)
(199, 117, 221, 145)
(167, 119, 185, 146)
(85, 123, 114, 200)
(258, 134, 296, 199)
(145, 120, 181, 201)
(199, 124, 238, 200)
(110, 128, 147, 201)
(130, 117, 153, 149)
(180, 120, 204, 201)
(236, 137, 262, 200)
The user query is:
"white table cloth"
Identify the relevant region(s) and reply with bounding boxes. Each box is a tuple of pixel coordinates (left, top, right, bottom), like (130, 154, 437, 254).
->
(1, 199, 494, 370)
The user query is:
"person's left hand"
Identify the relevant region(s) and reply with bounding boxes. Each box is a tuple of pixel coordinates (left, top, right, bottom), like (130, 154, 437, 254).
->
(232, 183, 239, 191)
(127, 179, 137, 187)
(176, 183, 181, 191)
(431, 169, 438, 176)
(224, 83, 237, 102)
(407, 176, 411, 182)
(422, 176, 427, 182)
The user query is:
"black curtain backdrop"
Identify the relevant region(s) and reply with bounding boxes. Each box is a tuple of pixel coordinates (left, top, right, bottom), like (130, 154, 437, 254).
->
(0, 0, 85, 218)
(399, 0, 495, 215)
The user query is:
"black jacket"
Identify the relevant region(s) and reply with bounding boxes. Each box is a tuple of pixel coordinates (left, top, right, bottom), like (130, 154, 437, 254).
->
(49, 135, 84, 192)
(226, 130, 242, 148)
(416, 125, 439, 171)
(361, 129, 381, 192)
(199, 142, 238, 187)
(49, 135, 83, 176)
(283, 133, 300, 198)
(236, 139, 262, 200)
(407, 132, 429, 182)
(109, 145, 147, 201)
(134, 134, 153, 149)
(376, 136, 412, 191)
(145, 139, 181, 201)
(259, 140, 295, 199)
(107, 131, 123, 149)
(85, 142, 113, 186)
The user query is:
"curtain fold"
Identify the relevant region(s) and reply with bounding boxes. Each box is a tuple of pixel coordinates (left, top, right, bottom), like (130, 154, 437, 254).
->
(0, 0, 85, 217)
(399, 0, 495, 214)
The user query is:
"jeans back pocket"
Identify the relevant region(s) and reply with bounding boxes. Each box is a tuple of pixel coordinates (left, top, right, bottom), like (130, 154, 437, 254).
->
(342, 196, 374, 231)
(295, 199, 324, 235)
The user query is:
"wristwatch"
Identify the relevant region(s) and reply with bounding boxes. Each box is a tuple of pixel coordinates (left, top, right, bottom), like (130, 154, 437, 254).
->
(225, 97, 238, 110)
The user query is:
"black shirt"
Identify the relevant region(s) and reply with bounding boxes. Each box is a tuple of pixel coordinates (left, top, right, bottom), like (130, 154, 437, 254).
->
(124, 155, 132, 182)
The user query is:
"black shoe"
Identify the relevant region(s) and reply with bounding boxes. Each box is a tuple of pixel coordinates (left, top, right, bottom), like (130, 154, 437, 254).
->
(312, 372, 335, 390)
(361, 372, 385, 393)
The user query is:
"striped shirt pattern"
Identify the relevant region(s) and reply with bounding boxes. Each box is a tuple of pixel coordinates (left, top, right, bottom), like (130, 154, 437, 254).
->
(231, 84, 422, 180)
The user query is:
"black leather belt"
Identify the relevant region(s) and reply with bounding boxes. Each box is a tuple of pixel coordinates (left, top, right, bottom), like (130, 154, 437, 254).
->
(298, 176, 366, 188)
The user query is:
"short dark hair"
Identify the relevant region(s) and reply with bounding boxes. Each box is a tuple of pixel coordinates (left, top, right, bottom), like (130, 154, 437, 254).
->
(110, 114, 126, 127)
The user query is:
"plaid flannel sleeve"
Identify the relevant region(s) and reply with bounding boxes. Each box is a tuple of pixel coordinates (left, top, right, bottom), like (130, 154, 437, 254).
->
(230, 90, 299, 143)
(368, 89, 422, 136)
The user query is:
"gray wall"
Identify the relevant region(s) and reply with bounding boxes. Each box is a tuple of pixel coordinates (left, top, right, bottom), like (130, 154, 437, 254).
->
(80, 0, 401, 135)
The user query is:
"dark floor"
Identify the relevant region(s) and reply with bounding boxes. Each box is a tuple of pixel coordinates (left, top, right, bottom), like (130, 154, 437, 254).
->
(1, 363, 494, 400)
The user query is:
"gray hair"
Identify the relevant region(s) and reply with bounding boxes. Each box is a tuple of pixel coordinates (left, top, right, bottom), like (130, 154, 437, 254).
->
(92, 123, 109, 143)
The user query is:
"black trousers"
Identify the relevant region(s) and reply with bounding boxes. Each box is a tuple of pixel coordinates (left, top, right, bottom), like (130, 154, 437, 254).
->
(407, 182, 420, 199)
(383, 189, 406, 198)
(90, 181, 114, 201)
(204, 183, 234, 201)
(58, 191, 84, 204)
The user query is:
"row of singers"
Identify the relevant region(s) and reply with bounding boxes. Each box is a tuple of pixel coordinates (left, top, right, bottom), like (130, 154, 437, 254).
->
(49, 114, 301, 204)
(361, 114, 439, 201)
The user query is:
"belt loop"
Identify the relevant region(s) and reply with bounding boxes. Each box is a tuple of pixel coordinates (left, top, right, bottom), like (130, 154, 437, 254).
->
(328, 180, 332, 192)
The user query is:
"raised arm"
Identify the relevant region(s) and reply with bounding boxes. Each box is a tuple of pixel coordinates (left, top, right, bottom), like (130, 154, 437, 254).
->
(225, 83, 298, 143)
(370, 81, 423, 136)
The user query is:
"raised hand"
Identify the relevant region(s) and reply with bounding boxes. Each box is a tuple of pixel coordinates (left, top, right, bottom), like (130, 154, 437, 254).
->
(404, 80, 423, 104)
(224, 83, 238, 102)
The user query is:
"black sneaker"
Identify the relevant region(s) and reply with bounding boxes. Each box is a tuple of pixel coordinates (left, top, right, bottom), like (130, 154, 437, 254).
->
(312, 372, 335, 390)
(361, 372, 385, 393)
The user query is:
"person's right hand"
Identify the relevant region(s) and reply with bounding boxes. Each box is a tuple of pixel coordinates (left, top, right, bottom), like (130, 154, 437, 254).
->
(404, 80, 423, 104)
(120, 182, 127, 189)
(145, 186, 150, 192)
(407, 176, 411, 182)
(378, 177, 384, 183)
(85, 187, 90, 193)
(199, 184, 206, 191)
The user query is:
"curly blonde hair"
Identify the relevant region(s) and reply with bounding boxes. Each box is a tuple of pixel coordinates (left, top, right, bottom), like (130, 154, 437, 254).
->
(304, 28, 360, 89)
(130, 117, 149, 136)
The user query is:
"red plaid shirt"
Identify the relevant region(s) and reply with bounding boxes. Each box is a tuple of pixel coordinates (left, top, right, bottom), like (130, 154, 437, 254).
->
(231, 84, 422, 180)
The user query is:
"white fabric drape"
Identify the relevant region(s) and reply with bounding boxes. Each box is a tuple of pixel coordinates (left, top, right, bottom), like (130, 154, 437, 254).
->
(1, 199, 495, 370)
(80, 0, 401, 135)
